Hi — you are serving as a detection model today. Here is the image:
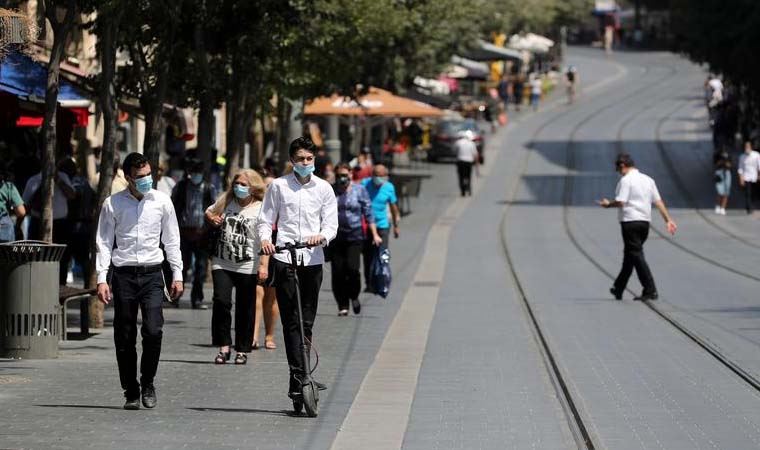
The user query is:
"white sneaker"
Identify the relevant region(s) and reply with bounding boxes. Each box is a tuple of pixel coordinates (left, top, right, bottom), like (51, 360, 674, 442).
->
(719, 208, 727, 215)
(715, 205, 721, 214)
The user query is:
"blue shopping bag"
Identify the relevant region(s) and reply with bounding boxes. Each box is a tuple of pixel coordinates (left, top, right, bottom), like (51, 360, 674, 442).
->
(370, 245, 392, 298)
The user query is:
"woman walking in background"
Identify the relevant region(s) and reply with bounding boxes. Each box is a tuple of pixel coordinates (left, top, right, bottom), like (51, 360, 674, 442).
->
(205, 170, 268, 364)
(714, 150, 731, 215)
(331, 163, 382, 316)
(252, 171, 279, 349)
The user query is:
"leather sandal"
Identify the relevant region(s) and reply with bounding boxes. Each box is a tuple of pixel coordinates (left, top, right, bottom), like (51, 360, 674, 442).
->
(214, 350, 231, 364)
(234, 353, 248, 365)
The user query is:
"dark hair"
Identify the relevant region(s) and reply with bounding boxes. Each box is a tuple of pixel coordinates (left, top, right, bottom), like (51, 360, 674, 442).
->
(185, 158, 203, 173)
(335, 162, 352, 173)
(122, 152, 150, 178)
(615, 153, 634, 168)
(58, 158, 77, 178)
(288, 136, 317, 158)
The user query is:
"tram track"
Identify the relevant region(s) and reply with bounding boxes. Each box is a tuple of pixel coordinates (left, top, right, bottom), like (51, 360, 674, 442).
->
(560, 68, 760, 394)
(497, 63, 676, 450)
(500, 59, 760, 449)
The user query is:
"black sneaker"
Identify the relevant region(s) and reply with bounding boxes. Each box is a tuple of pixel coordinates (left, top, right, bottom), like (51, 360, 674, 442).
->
(141, 385, 157, 409)
(351, 298, 361, 315)
(634, 293, 658, 301)
(123, 397, 140, 410)
(609, 287, 623, 300)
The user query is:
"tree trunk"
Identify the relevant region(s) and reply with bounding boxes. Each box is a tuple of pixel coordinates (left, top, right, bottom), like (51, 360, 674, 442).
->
(225, 78, 249, 182)
(275, 98, 292, 171)
(193, 21, 215, 177)
(39, 0, 76, 242)
(87, 8, 120, 328)
(142, 100, 164, 176)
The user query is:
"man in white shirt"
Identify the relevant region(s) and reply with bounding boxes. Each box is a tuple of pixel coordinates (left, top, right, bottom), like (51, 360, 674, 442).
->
(259, 136, 338, 400)
(95, 152, 184, 410)
(598, 154, 677, 301)
(454, 131, 480, 196)
(738, 141, 760, 214)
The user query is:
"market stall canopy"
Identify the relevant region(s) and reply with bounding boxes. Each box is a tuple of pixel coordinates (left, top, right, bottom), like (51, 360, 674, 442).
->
(0, 51, 91, 108)
(463, 40, 523, 62)
(446, 55, 489, 80)
(305, 87, 443, 117)
(508, 33, 555, 54)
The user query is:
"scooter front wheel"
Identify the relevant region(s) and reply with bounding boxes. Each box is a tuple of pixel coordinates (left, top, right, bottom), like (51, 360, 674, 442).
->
(303, 383, 318, 417)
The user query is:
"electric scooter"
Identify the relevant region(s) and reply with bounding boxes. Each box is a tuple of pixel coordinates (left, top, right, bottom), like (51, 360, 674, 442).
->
(273, 241, 321, 417)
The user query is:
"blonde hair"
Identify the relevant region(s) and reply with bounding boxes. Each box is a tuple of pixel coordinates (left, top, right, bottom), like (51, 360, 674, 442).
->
(209, 169, 265, 215)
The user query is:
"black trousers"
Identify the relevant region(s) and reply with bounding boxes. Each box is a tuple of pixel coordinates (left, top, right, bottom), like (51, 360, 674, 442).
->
(363, 227, 390, 289)
(211, 269, 256, 352)
(180, 232, 209, 304)
(613, 221, 657, 295)
(111, 268, 165, 398)
(330, 239, 363, 310)
(456, 161, 473, 196)
(744, 181, 756, 213)
(272, 260, 323, 378)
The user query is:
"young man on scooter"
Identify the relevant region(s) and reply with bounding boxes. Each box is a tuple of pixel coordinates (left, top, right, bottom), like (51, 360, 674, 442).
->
(258, 136, 338, 400)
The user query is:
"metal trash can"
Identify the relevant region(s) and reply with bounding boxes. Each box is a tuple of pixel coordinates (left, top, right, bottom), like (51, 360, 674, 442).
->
(0, 240, 66, 359)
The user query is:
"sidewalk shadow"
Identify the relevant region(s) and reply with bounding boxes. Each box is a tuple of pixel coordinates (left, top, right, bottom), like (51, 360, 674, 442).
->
(160, 359, 215, 365)
(187, 406, 297, 417)
(36, 404, 123, 410)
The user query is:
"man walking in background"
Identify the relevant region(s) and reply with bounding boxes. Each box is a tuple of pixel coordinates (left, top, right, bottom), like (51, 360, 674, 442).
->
(172, 159, 217, 309)
(738, 141, 760, 214)
(598, 154, 677, 301)
(454, 130, 480, 197)
(361, 164, 400, 292)
(96, 152, 184, 410)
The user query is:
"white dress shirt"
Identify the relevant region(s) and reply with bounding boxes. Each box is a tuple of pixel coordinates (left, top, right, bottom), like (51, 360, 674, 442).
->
(22, 172, 73, 219)
(615, 168, 662, 222)
(738, 150, 760, 183)
(455, 137, 478, 163)
(95, 188, 183, 284)
(257, 173, 338, 266)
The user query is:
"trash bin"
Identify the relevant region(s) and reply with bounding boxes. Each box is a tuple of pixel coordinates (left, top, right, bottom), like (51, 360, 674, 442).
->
(0, 240, 66, 359)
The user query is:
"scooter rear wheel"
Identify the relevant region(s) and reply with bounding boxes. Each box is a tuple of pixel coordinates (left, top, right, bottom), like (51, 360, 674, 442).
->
(303, 383, 318, 417)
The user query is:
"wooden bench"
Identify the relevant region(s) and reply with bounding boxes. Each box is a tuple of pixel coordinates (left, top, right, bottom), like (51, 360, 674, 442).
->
(59, 286, 96, 340)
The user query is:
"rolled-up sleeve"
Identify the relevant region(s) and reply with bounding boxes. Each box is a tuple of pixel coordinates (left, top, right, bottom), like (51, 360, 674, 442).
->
(95, 198, 115, 284)
(161, 199, 183, 282)
(257, 183, 278, 243)
(320, 184, 338, 243)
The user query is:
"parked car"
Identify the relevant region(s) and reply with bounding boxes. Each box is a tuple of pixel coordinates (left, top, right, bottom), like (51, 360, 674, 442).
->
(428, 119, 485, 162)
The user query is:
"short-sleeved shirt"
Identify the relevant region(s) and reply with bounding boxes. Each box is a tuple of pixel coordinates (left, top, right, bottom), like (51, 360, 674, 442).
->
(615, 168, 661, 223)
(454, 138, 479, 163)
(0, 181, 23, 218)
(207, 199, 262, 274)
(361, 178, 397, 229)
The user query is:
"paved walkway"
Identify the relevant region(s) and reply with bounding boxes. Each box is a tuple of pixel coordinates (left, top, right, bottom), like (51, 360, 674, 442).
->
(4, 48, 760, 450)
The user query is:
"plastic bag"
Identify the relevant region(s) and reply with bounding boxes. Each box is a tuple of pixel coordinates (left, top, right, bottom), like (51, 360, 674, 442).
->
(370, 246, 392, 298)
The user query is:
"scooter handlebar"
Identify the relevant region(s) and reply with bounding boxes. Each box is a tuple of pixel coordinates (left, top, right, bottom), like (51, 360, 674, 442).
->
(259, 241, 322, 255)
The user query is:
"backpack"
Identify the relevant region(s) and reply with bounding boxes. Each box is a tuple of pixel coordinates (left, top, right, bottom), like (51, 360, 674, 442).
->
(370, 246, 392, 298)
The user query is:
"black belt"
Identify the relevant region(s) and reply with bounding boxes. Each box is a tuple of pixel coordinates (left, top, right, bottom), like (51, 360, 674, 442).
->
(112, 264, 162, 274)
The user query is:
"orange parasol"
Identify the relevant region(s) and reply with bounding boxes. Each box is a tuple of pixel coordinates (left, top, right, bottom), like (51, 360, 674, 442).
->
(304, 87, 443, 118)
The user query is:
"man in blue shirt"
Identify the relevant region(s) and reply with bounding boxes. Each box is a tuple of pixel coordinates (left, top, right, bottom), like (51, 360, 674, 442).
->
(360, 164, 400, 292)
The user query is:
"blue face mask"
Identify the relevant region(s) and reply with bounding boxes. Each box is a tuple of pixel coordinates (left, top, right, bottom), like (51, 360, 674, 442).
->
(135, 175, 153, 194)
(373, 176, 388, 187)
(190, 173, 203, 185)
(293, 164, 315, 178)
(233, 184, 250, 199)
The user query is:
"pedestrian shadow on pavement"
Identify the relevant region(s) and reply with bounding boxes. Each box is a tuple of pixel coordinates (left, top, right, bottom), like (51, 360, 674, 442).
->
(160, 359, 215, 365)
(187, 406, 298, 417)
(36, 404, 124, 411)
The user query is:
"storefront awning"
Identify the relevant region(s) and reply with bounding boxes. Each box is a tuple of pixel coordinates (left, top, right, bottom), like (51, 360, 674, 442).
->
(305, 87, 443, 118)
(0, 51, 91, 108)
(462, 40, 523, 62)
